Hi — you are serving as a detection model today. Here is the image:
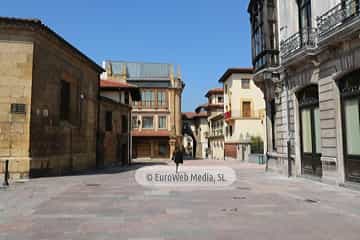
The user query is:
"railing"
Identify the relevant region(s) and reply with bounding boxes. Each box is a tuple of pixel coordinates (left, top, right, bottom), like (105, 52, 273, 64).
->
(317, 0, 360, 39)
(280, 28, 317, 59)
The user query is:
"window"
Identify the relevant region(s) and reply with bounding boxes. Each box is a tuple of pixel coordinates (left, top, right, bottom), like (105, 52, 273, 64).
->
(122, 115, 128, 133)
(142, 90, 155, 107)
(105, 111, 112, 132)
(229, 125, 233, 137)
(142, 116, 154, 129)
(250, 0, 279, 70)
(242, 101, 252, 118)
(10, 103, 26, 114)
(218, 96, 224, 103)
(158, 116, 167, 129)
(224, 85, 228, 94)
(157, 91, 167, 107)
(298, 0, 312, 31)
(60, 80, 70, 121)
(124, 92, 129, 105)
(242, 79, 250, 89)
(132, 116, 139, 129)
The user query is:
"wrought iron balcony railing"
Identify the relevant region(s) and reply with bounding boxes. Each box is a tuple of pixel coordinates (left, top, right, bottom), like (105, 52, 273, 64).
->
(280, 28, 317, 60)
(317, 0, 360, 39)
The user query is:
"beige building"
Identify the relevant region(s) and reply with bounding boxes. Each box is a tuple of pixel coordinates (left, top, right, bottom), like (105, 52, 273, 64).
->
(219, 68, 266, 161)
(0, 17, 103, 179)
(196, 88, 225, 160)
(208, 113, 224, 160)
(102, 61, 184, 160)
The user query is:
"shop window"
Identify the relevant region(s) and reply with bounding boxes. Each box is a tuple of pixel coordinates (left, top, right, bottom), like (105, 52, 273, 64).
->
(344, 98, 360, 155)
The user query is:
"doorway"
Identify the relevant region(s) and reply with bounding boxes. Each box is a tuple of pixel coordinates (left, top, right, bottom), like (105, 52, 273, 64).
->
(298, 85, 322, 177)
(339, 72, 360, 182)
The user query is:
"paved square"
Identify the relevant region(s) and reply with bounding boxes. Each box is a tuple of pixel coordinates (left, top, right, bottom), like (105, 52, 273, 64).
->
(1, 160, 360, 240)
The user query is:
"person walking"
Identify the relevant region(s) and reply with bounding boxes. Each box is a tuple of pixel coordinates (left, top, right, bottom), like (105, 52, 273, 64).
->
(172, 145, 184, 173)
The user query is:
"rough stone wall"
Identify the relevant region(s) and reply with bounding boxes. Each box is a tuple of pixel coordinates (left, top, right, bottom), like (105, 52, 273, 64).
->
(0, 41, 34, 179)
(28, 34, 100, 176)
(99, 98, 130, 167)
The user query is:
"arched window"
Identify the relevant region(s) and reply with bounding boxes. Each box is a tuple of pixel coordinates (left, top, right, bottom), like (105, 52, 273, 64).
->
(297, 85, 322, 177)
(339, 71, 360, 182)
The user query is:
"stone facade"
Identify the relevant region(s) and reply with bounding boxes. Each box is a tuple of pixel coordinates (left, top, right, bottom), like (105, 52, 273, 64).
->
(98, 97, 131, 167)
(0, 17, 103, 179)
(249, 0, 360, 185)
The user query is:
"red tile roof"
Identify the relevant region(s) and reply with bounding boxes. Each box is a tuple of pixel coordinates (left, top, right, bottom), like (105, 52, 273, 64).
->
(205, 88, 224, 97)
(100, 79, 138, 89)
(218, 67, 253, 83)
(132, 130, 171, 137)
(182, 112, 208, 119)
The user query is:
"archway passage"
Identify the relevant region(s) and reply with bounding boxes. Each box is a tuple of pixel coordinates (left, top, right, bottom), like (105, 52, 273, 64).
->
(339, 71, 360, 183)
(182, 123, 197, 159)
(297, 85, 322, 177)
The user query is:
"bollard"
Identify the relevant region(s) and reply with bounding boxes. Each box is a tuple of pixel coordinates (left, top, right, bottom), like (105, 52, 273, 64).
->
(3, 160, 9, 186)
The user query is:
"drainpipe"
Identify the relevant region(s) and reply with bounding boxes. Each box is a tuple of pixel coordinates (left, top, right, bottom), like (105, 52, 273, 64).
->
(285, 75, 292, 177)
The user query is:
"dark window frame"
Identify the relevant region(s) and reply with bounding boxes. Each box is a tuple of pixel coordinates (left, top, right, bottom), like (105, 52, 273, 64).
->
(297, 85, 322, 177)
(105, 111, 113, 132)
(142, 116, 154, 129)
(339, 71, 360, 182)
(122, 115, 128, 134)
(60, 80, 71, 121)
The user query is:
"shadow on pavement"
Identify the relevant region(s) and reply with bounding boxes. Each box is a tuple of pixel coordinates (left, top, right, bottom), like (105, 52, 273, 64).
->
(30, 161, 168, 179)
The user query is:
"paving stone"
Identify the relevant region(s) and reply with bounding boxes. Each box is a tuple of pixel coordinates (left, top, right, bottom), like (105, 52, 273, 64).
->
(1, 160, 360, 239)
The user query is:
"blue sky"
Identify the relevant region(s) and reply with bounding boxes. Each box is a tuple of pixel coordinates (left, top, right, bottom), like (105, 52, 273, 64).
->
(2, 0, 252, 112)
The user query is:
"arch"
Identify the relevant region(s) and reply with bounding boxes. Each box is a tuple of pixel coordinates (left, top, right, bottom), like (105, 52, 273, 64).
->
(182, 123, 197, 159)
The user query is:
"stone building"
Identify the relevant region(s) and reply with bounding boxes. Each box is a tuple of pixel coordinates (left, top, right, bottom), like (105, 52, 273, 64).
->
(0, 17, 103, 179)
(219, 68, 266, 161)
(248, 0, 360, 186)
(102, 61, 184, 160)
(98, 80, 140, 167)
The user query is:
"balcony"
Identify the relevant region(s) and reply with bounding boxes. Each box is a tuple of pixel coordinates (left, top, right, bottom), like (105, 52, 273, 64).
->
(317, 0, 360, 41)
(253, 49, 280, 72)
(280, 28, 317, 61)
